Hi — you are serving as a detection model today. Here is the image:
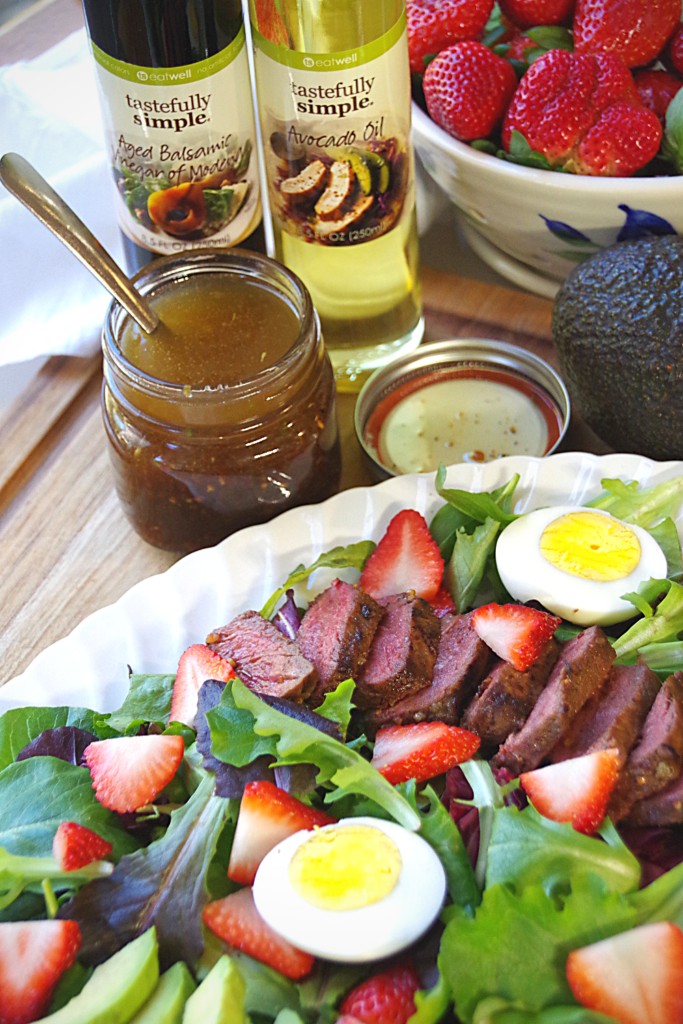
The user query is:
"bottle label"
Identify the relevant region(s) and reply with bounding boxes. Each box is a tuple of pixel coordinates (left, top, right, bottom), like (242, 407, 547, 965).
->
(251, 14, 414, 248)
(90, 28, 261, 254)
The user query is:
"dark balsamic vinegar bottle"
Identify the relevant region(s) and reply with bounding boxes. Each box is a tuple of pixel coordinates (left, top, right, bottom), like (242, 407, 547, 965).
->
(81, 0, 264, 272)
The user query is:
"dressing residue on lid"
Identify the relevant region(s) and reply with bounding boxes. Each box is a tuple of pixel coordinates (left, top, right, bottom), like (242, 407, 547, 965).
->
(363, 366, 565, 475)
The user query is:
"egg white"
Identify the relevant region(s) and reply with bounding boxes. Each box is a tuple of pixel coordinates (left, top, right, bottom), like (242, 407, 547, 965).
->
(252, 816, 446, 963)
(495, 505, 668, 626)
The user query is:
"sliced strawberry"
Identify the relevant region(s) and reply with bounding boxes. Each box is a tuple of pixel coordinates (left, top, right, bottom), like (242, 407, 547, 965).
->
(169, 642, 236, 727)
(520, 748, 621, 834)
(566, 921, 683, 1024)
(52, 821, 113, 871)
(360, 510, 444, 602)
(371, 721, 480, 785)
(202, 887, 314, 980)
(340, 963, 421, 1024)
(470, 602, 561, 672)
(228, 780, 336, 886)
(430, 585, 457, 617)
(0, 919, 81, 1024)
(83, 734, 185, 814)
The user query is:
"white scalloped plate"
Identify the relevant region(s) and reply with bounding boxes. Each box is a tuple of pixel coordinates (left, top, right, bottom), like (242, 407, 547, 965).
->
(2, 452, 682, 716)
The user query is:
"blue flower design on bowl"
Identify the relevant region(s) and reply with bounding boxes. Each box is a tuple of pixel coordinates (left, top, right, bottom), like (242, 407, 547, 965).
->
(540, 205, 678, 263)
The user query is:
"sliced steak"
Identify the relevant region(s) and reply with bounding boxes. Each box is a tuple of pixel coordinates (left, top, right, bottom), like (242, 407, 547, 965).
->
(491, 625, 616, 775)
(625, 772, 683, 826)
(361, 613, 491, 731)
(550, 660, 660, 766)
(207, 610, 317, 701)
(609, 671, 683, 822)
(296, 579, 384, 705)
(461, 638, 559, 754)
(354, 594, 441, 710)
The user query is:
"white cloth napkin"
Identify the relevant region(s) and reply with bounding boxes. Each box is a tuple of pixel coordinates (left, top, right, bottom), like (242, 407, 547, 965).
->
(0, 28, 446, 370)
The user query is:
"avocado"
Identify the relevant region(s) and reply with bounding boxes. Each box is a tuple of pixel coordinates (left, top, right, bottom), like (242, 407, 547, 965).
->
(130, 961, 196, 1024)
(36, 928, 159, 1024)
(552, 235, 683, 459)
(182, 956, 246, 1024)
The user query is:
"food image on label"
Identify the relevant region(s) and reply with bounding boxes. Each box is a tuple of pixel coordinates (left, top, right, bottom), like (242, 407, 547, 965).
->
(90, 28, 261, 254)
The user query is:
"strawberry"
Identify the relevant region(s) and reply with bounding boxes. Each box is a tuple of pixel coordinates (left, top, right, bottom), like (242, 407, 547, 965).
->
(227, 780, 336, 886)
(498, 0, 575, 29)
(0, 920, 81, 1024)
(635, 68, 683, 122)
(83, 733, 185, 813)
(566, 921, 683, 1024)
(202, 887, 314, 980)
(52, 821, 113, 871)
(573, 0, 681, 69)
(406, 0, 494, 75)
(371, 721, 481, 785)
(360, 509, 444, 602)
(502, 49, 662, 176)
(470, 602, 560, 671)
(169, 642, 236, 727)
(520, 748, 621, 834)
(423, 40, 519, 142)
(667, 23, 683, 77)
(430, 585, 457, 617)
(339, 963, 422, 1024)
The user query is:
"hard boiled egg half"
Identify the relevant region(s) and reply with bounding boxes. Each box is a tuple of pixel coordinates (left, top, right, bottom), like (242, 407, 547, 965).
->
(252, 816, 446, 962)
(495, 505, 668, 626)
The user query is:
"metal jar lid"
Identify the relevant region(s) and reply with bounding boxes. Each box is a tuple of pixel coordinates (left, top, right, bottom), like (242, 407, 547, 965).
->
(355, 338, 571, 480)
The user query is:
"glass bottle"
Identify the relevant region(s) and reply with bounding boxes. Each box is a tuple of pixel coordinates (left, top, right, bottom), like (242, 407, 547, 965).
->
(81, 0, 264, 272)
(247, 0, 424, 391)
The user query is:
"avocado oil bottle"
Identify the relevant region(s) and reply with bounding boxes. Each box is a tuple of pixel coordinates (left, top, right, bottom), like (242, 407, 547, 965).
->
(247, 0, 424, 390)
(81, 0, 264, 272)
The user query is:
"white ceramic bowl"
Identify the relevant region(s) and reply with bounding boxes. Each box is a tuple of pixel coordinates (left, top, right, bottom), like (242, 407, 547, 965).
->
(412, 101, 683, 298)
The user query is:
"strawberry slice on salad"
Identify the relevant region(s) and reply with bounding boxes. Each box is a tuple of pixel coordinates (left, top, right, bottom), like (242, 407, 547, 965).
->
(339, 962, 422, 1024)
(0, 919, 82, 1024)
(566, 921, 683, 1024)
(202, 887, 314, 980)
(371, 721, 481, 785)
(520, 748, 621, 834)
(359, 509, 445, 602)
(228, 780, 336, 885)
(83, 734, 185, 814)
(471, 602, 561, 672)
(52, 820, 113, 871)
(169, 642, 236, 727)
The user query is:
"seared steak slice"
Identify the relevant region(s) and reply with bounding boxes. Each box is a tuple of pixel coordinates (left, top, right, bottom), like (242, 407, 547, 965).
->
(354, 594, 441, 710)
(461, 638, 559, 754)
(296, 579, 384, 704)
(361, 613, 491, 730)
(609, 671, 683, 822)
(625, 772, 683, 826)
(492, 626, 615, 775)
(550, 661, 660, 766)
(207, 610, 317, 700)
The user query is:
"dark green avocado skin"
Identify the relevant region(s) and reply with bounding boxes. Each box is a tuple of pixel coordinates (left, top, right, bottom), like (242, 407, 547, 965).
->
(552, 235, 683, 460)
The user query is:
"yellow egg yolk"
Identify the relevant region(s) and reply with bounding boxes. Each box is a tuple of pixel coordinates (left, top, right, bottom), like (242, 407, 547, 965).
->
(288, 825, 402, 911)
(539, 511, 641, 582)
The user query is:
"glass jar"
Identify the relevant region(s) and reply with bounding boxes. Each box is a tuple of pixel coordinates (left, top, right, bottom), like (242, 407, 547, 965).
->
(101, 249, 341, 552)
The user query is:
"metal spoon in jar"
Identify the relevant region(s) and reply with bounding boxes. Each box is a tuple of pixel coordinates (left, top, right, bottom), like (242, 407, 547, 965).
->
(0, 152, 160, 334)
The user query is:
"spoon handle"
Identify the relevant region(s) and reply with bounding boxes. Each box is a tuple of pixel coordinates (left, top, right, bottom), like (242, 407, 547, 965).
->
(0, 152, 159, 334)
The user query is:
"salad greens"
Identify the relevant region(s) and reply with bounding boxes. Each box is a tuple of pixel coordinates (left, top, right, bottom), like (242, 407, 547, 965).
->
(1, 470, 683, 1023)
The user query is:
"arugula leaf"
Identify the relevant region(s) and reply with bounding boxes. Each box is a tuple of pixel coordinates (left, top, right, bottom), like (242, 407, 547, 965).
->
(405, 783, 480, 910)
(101, 674, 175, 734)
(260, 541, 375, 620)
(629, 860, 683, 930)
(614, 580, 683, 659)
(207, 679, 420, 831)
(58, 773, 229, 969)
(445, 518, 503, 614)
(431, 468, 519, 558)
(0, 706, 99, 771)
(315, 678, 356, 741)
(587, 475, 683, 529)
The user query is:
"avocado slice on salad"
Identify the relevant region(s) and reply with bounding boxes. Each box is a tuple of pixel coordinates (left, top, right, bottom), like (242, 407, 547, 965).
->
(181, 956, 246, 1024)
(130, 961, 196, 1024)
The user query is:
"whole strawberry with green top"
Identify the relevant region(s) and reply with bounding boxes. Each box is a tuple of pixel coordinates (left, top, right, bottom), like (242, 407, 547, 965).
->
(573, 0, 681, 68)
(406, 0, 494, 74)
(502, 48, 662, 175)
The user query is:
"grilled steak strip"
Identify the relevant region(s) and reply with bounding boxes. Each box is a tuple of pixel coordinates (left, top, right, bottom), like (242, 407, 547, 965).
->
(207, 610, 318, 700)
(354, 594, 441, 710)
(461, 638, 559, 754)
(491, 625, 616, 775)
(296, 579, 384, 705)
(550, 660, 661, 766)
(361, 613, 491, 731)
(625, 771, 683, 826)
(608, 671, 683, 822)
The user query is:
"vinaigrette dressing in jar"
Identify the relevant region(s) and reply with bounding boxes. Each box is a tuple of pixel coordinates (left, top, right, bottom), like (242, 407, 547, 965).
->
(102, 249, 341, 552)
